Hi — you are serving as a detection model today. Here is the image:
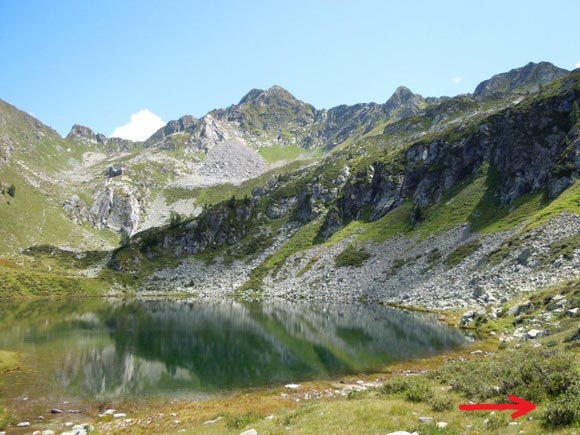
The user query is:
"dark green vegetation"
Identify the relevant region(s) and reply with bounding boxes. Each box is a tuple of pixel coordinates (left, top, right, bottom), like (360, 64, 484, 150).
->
(444, 239, 482, 267)
(0, 182, 15, 198)
(334, 244, 372, 267)
(432, 347, 580, 428)
(380, 376, 453, 411)
(547, 232, 580, 261)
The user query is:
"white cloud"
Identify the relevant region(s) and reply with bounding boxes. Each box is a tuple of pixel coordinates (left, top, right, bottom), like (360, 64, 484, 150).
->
(110, 109, 165, 141)
(452, 76, 463, 84)
(576, 60, 580, 69)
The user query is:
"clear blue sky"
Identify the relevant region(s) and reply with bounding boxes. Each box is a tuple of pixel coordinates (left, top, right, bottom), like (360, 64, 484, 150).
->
(1, 0, 579, 137)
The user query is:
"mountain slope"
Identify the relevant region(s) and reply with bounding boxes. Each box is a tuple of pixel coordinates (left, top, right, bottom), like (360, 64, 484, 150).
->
(107, 68, 580, 308)
(1, 60, 577, 305)
(0, 99, 119, 255)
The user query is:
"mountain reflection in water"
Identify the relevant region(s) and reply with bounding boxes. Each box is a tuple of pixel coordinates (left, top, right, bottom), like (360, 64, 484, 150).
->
(0, 299, 467, 400)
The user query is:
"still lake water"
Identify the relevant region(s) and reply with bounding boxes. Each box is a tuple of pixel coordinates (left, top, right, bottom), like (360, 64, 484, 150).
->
(0, 299, 467, 406)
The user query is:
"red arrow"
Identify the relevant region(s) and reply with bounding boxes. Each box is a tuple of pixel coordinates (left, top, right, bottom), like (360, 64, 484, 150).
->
(459, 395, 536, 419)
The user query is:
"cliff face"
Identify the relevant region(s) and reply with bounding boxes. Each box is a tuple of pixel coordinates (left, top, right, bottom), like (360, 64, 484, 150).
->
(320, 74, 580, 240)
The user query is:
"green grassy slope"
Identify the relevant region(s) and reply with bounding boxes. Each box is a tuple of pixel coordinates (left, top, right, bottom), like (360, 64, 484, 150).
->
(0, 99, 118, 256)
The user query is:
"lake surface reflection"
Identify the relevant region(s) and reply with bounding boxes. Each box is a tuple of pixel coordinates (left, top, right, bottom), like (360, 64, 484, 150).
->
(0, 299, 467, 401)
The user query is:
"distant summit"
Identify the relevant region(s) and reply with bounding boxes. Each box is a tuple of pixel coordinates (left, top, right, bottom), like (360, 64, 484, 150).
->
(66, 124, 107, 144)
(65, 123, 139, 154)
(384, 86, 426, 120)
(145, 61, 571, 152)
(238, 85, 299, 105)
(473, 61, 569, 99)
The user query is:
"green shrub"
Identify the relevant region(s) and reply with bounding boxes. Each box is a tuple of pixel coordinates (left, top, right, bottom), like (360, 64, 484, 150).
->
(225, 411, 261, 430)
(379, 377, 411, 395)
(548, 233, 580, 261)
(411, 203, 424, 225)
(485, 412, 509, 431)
(427, 248, 440, 266)
(347, 389, 370, 400)
(169, 210, 183, 227)
(429, 394, 453, 412)
(405, 379, 434, 403)
(335, 244, 371, 268)
(429, 348, 579, 403)
(543, 381, 580, 428)
(444, 239, 482, 267)
(379, 377, 435, 403)
(543, 397, 578, 428)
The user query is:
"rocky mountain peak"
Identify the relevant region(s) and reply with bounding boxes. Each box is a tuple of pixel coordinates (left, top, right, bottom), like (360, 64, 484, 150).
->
(238, 85, 301, 106)
(227, 85, 316, 137)
(66, 124, 103, 142)
(66, 123, 138, 154)
(163, 115, 197, 135)
(389, 86, 415, 101)
(384, 86, 426, 119)
(238, 88, 263, 105)
(473, 61, 569, 99)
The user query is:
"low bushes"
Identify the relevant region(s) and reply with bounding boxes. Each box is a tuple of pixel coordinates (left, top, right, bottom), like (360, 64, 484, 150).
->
(428, 347, 580, 428)
(335, 245, 371, 268)
(380, 377, 453, 412)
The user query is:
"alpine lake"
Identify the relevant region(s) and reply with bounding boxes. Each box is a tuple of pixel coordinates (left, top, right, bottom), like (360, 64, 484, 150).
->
(0, 298, 469, 420)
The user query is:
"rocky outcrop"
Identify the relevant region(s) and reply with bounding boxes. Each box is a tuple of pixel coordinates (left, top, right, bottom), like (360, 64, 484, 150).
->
(336, 163, 405, 224)
(0, 133, 13, 166)
(267, 197, 298, 219)
(62, 194, 90, 225)
(473, 61, 569, 99)
(89, 186, 143, 235)
(161, 115, 197, 136)
(118, 198, 260, 263)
